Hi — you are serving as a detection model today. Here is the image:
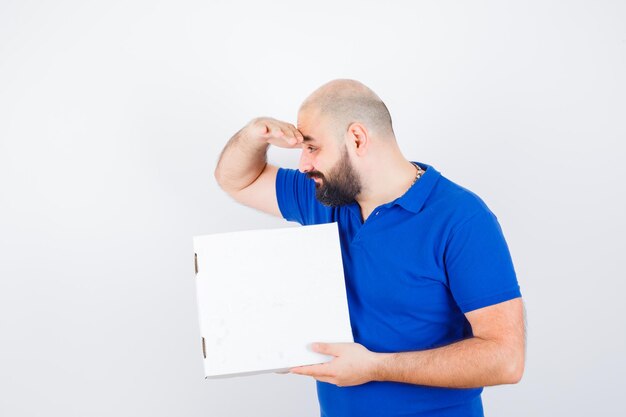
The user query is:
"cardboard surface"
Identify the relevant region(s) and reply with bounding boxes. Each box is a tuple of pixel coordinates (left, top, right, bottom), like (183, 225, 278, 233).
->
(193, 222, 353, 378)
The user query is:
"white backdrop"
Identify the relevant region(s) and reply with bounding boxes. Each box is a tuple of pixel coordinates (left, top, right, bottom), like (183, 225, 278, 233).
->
(1, 1, 625, 416)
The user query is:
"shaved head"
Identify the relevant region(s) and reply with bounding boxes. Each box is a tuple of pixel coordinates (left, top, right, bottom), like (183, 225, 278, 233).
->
(299, 79, 395, 141)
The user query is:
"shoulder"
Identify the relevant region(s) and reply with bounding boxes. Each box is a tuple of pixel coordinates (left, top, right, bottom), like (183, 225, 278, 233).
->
(427, 172, 497, 230)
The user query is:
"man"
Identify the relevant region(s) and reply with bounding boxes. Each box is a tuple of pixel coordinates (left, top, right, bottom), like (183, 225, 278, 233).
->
(214, 79, 525, 417)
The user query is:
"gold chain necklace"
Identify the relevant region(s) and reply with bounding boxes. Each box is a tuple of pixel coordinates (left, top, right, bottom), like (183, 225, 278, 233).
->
(410, 162, 425, 187)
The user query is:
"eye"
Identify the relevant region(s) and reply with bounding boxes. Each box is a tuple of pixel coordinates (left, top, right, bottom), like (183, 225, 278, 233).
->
(307, 146, 317, 153)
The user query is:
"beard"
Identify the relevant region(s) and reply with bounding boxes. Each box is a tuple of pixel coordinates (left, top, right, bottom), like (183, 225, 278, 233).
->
(306, 146, 362, 207)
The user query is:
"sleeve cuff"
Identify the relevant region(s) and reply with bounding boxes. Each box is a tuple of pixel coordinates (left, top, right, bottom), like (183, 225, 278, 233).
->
(458, 287, 522, 313)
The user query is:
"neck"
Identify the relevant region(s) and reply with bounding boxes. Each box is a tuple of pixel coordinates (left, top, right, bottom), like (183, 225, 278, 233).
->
(356, 153, 420, 220)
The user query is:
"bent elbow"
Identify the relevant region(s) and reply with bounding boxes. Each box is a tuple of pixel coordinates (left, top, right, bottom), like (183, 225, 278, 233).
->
(214, 166, 224, 188)
(214, 167, 234, 194)
(503, 356, 525, 384)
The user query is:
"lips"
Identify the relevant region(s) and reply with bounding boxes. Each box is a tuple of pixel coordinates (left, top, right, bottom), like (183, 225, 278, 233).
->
(309, 176, 322, 187)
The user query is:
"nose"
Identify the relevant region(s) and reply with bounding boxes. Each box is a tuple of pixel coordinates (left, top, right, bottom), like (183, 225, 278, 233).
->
(298, 149, 313, 173)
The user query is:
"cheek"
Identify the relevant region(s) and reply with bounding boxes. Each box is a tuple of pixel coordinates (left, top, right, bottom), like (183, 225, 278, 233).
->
(308, 153, 320, 169)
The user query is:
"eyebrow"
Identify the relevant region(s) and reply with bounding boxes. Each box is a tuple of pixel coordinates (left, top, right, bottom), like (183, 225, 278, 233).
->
(302, 135, 317, 143)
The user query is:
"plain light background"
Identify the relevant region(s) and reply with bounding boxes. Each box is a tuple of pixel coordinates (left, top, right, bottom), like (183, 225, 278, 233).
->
(1, 1, 624, 416)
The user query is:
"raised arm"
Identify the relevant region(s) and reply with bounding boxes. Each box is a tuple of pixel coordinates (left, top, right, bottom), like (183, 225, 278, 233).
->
(214, 117, 303, 217)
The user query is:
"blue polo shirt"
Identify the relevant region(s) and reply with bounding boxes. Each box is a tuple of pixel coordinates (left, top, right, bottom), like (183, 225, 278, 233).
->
(275, 161, 522, 417)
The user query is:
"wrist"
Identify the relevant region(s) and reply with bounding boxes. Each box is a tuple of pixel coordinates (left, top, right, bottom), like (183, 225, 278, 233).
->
(240, 125, 270, 153)
(372, 352, 394, 382)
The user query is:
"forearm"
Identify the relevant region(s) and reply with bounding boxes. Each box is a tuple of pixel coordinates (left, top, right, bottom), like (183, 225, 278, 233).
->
(375, 336, 521, 388)
(214, 121, 269, 193)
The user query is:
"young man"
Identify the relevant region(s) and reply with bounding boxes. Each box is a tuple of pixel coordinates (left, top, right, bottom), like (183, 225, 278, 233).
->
(214, 79, 525, 417)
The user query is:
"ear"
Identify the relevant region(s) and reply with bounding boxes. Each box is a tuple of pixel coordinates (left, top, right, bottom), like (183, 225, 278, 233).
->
(345, 122, 369, 156)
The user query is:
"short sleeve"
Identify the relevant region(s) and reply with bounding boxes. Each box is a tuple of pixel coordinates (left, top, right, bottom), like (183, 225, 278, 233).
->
(275, 167, 334, 226)
(444, 209, 522, 313)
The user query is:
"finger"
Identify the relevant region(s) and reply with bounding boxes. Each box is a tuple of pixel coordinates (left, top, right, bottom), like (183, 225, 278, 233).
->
(284, 134, 297, 146)
(312, 342, 340, 356)
(287, 126, 303, 146)
(290, 363, 333, 378)
(268, 126, 285, 139)
(294, 129, 304, 143)
(290, 366, 314, 376)
(279, 126, 298, 146)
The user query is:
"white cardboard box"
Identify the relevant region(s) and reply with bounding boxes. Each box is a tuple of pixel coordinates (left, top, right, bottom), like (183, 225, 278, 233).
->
(193, 222, 354, 378)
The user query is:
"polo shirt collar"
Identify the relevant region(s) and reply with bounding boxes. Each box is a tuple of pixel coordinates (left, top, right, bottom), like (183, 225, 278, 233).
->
(345, 161, 441, 217)
(391, 161, 441, 214)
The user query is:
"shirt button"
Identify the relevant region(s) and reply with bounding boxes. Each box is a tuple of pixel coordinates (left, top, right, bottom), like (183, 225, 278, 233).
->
(375, 211, 379, 216)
